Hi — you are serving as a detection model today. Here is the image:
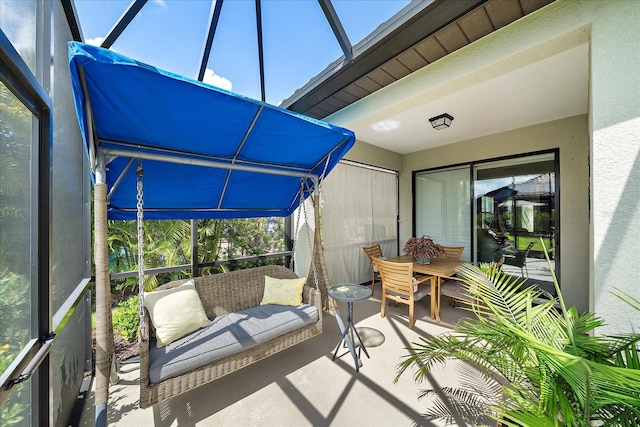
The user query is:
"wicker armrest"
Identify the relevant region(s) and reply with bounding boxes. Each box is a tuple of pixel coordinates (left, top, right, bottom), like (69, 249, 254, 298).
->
(303, 285, 322, 314)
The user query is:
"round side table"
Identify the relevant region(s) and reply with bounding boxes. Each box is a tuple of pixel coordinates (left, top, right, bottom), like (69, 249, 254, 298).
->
(328, 284, 372, 372)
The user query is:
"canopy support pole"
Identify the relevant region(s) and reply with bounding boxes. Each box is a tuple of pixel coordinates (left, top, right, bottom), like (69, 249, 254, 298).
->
(93, 150, 113, 427)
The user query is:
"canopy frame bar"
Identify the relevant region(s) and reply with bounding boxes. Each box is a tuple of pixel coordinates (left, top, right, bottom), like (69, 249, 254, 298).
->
(107, 206, 298, 214)
(100, 138, 318, 176)
(131, 181, 308, 213)
(218, 104, 265, 208)
(96, 136, 338, 176)
(77, 67, 98, 171)
(102, 148, 319, 180)
(106, 157, 134, 202)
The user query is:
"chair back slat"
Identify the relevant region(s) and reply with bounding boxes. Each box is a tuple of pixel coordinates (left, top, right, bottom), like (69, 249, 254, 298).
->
(441, 246, 464, 260)
(379, 266, 413, 295)
(373, 258, 414, 298)
(362, 244, 385, 295)
(362, 244, 383, 260)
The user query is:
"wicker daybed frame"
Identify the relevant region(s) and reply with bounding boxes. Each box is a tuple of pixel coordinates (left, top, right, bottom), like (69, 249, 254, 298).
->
(138, 264, 323, 409)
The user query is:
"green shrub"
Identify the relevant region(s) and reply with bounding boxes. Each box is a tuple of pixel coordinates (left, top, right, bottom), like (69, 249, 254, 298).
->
(112, 296, 139, 341)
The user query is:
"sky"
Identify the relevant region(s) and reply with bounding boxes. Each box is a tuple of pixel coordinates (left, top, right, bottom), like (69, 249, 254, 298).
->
(74, 0, 413, 106)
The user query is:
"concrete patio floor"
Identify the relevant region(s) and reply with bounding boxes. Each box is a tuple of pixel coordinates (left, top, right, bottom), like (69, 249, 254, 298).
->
(78, 292, 477, 427)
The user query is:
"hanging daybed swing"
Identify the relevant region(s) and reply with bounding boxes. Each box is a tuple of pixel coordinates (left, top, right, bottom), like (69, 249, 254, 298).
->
(134, 165, 335, 408)
(68, 42, 355, 422)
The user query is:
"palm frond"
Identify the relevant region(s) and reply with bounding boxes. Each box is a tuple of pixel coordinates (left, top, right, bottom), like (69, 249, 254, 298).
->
(612, 289, 640, 312)
(397, 242, 640, 426)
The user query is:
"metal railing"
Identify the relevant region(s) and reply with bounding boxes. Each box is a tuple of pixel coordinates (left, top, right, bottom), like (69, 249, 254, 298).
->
(109, 251, 293, 280)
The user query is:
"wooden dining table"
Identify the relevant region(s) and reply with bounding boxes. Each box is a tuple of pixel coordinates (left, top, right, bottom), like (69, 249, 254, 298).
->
(386, 255, 463, 322)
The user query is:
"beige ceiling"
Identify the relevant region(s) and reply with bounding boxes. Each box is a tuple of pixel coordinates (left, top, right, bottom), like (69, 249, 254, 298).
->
(344, 43, 589, 154)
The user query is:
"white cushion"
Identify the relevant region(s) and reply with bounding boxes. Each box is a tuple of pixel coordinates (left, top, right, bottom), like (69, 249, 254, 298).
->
(144, 281, 211, 347)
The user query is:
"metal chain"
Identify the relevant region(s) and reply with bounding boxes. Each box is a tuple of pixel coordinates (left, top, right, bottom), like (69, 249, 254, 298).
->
(290, 181, 303, 272)
(136, 159, 146, 338)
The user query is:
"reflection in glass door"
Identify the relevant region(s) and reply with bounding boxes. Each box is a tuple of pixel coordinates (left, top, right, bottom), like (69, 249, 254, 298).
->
(474, 153, 557, 284)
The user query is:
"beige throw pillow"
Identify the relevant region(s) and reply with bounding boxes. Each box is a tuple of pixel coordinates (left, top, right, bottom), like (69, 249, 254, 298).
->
(260, 275, 307, 306)
(143, 280, 211, 347)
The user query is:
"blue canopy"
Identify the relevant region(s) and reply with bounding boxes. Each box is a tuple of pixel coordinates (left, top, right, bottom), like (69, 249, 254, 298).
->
(68, 42, 355, 220)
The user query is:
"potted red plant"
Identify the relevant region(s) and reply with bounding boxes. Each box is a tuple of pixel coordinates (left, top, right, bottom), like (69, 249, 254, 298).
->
(403, 235, 445, 264)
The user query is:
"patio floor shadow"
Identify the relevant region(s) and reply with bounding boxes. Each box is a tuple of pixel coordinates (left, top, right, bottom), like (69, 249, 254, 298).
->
(78, 294, 480, 427)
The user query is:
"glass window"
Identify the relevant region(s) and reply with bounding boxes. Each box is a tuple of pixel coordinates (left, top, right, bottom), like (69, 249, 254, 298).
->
(0, 81, 34, 375)
(415, 166, 471, 260)
(0, 1, 37, 74)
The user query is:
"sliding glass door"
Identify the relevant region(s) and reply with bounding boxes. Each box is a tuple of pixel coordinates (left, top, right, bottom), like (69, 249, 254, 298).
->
(415, 166, 471, 260)
(413, 151, 558, 284)
(474, 153, 556, 282)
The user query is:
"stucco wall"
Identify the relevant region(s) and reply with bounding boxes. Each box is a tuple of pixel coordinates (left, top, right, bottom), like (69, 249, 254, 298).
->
(588, 2, 640, 335)
(343, 139, 403, 172)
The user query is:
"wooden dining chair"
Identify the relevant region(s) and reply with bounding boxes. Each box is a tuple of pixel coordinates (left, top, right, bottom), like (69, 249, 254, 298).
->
(438, 275, 475, 310)
(362, 244, 384, 295)
(440, 256, 504, 309)
(441, 246, 464, 260)
(372, 257, 434, 329)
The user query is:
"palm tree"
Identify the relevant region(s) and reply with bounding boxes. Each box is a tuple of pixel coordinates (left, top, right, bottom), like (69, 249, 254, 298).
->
(107, 219, 192, 291)
(395, 245, 640, 426)
(195, 219, 228, 275)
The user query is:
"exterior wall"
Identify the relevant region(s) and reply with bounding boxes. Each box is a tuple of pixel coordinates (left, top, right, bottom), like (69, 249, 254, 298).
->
(334, 0, 640, 333)
(588, 2, 640, 335)
(343, 139, 403, 172)
(402, 116, 589, 312)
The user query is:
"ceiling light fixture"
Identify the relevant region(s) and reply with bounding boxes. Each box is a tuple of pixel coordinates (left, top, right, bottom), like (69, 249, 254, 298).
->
(429, 113, 454, 130)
